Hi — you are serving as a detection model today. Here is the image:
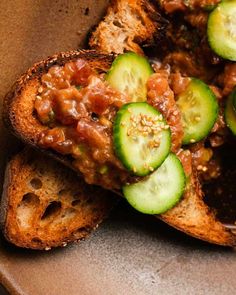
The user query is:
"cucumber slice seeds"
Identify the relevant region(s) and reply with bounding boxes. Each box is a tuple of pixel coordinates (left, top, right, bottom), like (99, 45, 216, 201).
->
(113, 102, 171, 176)
(225, 88, 236, 135)
(207, 1, 236, 61)
(123, 153, 186, 215)
(177, 78, 218, 145)
(106, 52, 153, 102)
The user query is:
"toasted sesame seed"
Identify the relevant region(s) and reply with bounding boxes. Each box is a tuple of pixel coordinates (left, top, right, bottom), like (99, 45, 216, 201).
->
(190, 139, 196, 143)
(38, 86, 43, 93)
(197, 165, 203, 170)
(149, 166, 154, 172)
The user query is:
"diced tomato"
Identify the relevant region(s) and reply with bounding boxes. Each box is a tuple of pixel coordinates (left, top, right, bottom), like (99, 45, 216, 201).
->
(76, 118, 110, 148)
(53, 87, 85, 125)
(34, 98, 53, 123)
(147, 72, 184, 152)
(73, 59, 95, 86)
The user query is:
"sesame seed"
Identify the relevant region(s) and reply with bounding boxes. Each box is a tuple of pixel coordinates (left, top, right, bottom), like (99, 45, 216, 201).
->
(38, 86, 43, 93)
(190, 139, 196, 143)
(149, 166, 154, 172)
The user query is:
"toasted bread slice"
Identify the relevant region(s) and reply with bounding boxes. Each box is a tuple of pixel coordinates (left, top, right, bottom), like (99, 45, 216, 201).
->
(89, 0, 166, 55)
(3, 50, 114, 174)
(88, 4, 236, 246)
(160, 171, 236, 246)
(0, 148, 116, 250)
(3, 49, 236, 246)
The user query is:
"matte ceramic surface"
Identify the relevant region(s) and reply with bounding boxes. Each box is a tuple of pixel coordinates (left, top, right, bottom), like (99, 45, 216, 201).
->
(0, 1, 235, 295)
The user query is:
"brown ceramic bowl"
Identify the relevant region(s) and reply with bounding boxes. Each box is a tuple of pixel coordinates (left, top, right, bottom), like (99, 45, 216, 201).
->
(0, 1, 235, 294)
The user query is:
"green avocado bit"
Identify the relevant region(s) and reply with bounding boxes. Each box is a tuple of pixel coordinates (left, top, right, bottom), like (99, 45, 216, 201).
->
(76, 85, 82, 90)
(99, 165, 109, 175)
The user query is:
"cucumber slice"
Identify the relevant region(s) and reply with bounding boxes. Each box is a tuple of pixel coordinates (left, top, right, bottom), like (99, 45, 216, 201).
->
(207, 1, 236, 61)
(123, 153, 186, 215)
(113, 102, 171, 176)
(106, 52, 153, 102)
(225, 88, 236, 135)
(176, 78, 218, 145)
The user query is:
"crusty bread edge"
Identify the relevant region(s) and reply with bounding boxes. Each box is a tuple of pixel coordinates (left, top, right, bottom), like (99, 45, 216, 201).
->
(158, 170, 236, 247)
(3, 49, 114, 175)
(0, 149, 118, 250)
(158, 216, 236, 247)
(0, 157, 12, 234)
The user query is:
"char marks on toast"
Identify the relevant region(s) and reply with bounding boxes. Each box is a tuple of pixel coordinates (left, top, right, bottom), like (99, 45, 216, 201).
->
(0, 148, 116, 250)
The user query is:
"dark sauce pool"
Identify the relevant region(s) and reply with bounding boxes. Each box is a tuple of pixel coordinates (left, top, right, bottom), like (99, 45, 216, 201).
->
(203, 139, 236, 224)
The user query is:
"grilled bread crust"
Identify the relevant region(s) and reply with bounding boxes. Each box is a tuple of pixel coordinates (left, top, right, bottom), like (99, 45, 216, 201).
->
(0, 148, 116, 250)
(89, 0, 167, 55)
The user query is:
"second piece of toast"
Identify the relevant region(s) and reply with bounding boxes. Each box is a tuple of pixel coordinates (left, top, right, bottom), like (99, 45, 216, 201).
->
(0, 148, 116, 250)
